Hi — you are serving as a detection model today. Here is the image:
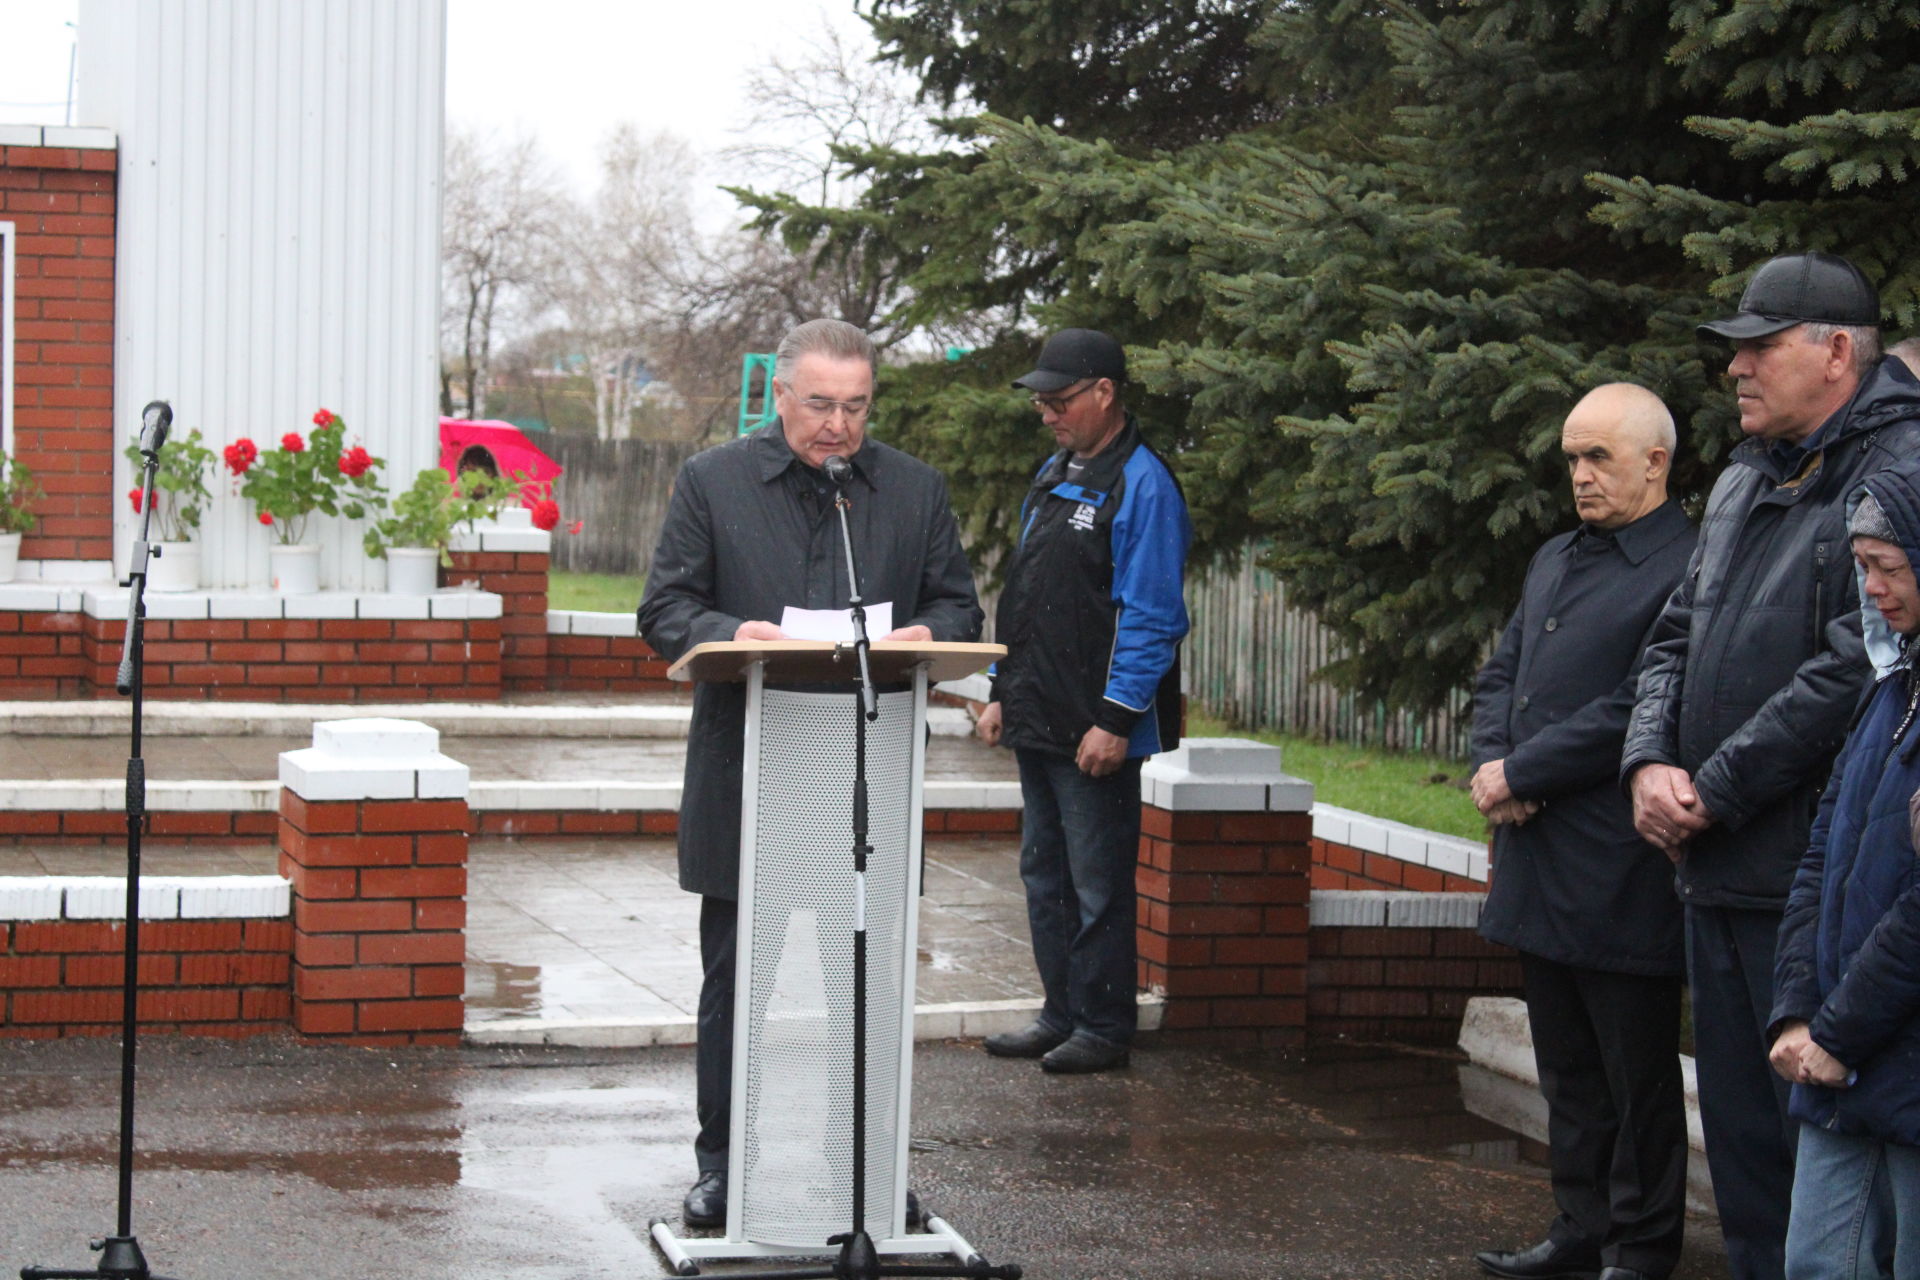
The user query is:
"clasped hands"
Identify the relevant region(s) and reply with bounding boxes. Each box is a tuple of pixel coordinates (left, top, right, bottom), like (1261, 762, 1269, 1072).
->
(1769, 1019, 1851, 1089)
(1628, 762, 1715, 864)
(1470, 759, 1539, 827)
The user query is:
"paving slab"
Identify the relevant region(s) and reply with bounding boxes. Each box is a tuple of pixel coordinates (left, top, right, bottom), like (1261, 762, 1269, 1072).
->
(0, 1034, 1729, 1279)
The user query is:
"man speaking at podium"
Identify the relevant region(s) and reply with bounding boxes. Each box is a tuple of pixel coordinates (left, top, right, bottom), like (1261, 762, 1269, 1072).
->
(638, 318, 984, 1229)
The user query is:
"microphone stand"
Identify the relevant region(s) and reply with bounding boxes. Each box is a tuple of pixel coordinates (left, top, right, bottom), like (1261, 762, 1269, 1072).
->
(709, 465, 1016, 1280)
(23, 438, 182, 1280)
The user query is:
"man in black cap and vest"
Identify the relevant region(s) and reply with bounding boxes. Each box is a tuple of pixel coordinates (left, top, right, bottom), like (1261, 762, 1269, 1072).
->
(974, 328, 1192, 1074)
(1623, 252, 1920, 1280)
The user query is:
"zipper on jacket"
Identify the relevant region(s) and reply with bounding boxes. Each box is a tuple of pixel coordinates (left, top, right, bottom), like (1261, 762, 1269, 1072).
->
(1813, 541, 1828, 654)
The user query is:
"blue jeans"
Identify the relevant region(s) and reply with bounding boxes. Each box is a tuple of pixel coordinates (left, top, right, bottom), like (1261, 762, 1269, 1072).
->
(1014, 749, 1142, 1047)
(1786, 1123, 1920, 1279)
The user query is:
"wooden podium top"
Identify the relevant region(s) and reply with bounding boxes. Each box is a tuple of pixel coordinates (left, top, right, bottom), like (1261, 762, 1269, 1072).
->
(666, 640, 1004, 685)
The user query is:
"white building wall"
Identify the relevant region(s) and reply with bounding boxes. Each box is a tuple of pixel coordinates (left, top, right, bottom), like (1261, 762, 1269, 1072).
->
(78, 0, 446, 588)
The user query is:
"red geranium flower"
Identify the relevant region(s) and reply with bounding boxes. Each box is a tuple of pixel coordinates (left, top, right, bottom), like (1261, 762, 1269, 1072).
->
(257, 511, 274, 526)
(337, 445, 372, 478)
(281, 432, 306, 453)
(224, 438, 258, 475)
(127, 487, 145, 513)
(530, 498, 560, 532)
(312, 408, 333, 427)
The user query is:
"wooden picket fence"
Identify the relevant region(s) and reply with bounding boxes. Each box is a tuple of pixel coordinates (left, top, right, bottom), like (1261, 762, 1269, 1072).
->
(1184, 550, 1474, 759)
(544, 434, 699, 575)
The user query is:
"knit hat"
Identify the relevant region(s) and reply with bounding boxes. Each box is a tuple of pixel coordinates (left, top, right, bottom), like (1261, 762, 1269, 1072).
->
(1851, 490, 1898, 544)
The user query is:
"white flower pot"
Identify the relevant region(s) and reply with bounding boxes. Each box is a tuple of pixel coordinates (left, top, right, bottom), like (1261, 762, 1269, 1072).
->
(386, 547, 440, 595)
(269, 544, 320, 594)
(0, 532, 18, 584)
(147, 540, 200, 592)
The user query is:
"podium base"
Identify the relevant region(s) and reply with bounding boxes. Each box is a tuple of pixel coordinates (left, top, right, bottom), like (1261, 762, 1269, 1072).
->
(649, 1212, 1019, 1279)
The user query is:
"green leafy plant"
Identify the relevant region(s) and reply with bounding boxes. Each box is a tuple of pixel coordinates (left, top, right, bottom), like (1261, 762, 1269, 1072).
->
(0, 454, 44, 536)
(227, 409, 385, 546)
(363, 466, 524, 566)
(123, 428, 216, 543)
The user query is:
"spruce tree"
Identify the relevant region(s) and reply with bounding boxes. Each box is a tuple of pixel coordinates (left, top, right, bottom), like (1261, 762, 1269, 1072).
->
(744, 0, 1920, 712)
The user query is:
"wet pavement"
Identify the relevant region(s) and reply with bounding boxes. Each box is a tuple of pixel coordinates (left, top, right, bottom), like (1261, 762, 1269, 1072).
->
(0, 732, 1019, 784)
(0, 1034, 1730, 1279)
(465, 836, 1041, 1026)
(0, 729, 1021, 790)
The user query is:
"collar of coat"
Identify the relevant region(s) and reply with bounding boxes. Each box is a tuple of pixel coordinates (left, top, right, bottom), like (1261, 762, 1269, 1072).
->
(748, 420, 884, 490)
(1572, 498, 1690, 567)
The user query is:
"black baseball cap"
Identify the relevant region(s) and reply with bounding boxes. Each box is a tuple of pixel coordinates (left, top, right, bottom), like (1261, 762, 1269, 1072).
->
(1698, 251, 1882, 341)
(1011, 328, 1127, 393)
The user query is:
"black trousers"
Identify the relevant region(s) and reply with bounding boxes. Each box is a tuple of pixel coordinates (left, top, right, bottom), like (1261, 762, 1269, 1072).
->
(1521, 952, 1688, 1277)
(1685, 903, 1794, 1280)
(695, 895, 737, 1174)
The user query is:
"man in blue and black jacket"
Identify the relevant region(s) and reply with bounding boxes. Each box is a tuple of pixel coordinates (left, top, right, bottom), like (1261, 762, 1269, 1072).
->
(975, 328, 1192, 1075)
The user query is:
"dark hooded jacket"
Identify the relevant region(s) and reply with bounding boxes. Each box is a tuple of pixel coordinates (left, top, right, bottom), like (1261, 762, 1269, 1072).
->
(1622, 358, 1920, 907)
(1770, 455, 1920, 1145)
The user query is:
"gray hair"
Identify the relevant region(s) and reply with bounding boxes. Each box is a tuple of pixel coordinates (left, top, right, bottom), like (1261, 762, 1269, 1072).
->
(1800, 321, 1882, 378)
(774, 318, 877, 385)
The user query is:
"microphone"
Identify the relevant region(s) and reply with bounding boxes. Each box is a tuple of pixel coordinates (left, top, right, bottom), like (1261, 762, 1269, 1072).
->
(823, 454, 852, 488)
(138, 400, 173, 457)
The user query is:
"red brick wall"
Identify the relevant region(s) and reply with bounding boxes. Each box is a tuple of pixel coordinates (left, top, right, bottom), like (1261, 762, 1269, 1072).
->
(0, 611, 504, 700)
(447, 549, 546, 691)
(0, 810, 276, 845)
(0, 918, 291, 1039)
(546, 632, 674, 693)
(1307, 924, 1521, 1045)
(3, 142, 116, 562)
(1309, 836, 1485, 893)
(280, 790, 467, 1047)
(1137, 806, 1312, 1049)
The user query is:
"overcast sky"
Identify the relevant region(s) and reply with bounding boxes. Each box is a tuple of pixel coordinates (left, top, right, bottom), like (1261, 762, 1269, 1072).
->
(0, 0, 881, 220)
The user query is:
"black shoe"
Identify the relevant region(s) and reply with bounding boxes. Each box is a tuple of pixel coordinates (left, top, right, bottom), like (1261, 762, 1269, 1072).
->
(1040, 1031, 1130, 1074)
(1597, 1270, 1654, 1280)
(1474, 1240, 1601, 1280)
(983, 1021, 1069, 1059)
(905, 1188, 923, 1228)
(683, 1170, 726, 1228)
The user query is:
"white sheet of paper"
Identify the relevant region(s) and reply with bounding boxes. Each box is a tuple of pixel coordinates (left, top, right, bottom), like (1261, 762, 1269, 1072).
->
(778, 601, 894, 642)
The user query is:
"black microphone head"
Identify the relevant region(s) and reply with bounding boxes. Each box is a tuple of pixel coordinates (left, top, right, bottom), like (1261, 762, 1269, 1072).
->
(139, 400, 173, 454)
(823, 454, 852, 486)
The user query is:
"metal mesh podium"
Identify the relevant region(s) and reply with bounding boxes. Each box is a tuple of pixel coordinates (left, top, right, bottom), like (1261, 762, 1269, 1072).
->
(651, 641, 1004, 1275)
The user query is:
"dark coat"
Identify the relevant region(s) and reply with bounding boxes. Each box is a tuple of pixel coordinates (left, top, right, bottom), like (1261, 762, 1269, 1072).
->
(636, 424, 983, 900)
(1473, 500, 1697, 974)
(1772, 455, 1920, 1146)
(1623, 358, 1920, 908)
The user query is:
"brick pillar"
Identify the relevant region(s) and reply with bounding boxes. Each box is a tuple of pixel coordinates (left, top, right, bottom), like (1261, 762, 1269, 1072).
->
(447, 507, 551, 693)
(2, 129, 119, 564)
(277, 718, 470, 1046)
(1136, 739, 1315, 1049)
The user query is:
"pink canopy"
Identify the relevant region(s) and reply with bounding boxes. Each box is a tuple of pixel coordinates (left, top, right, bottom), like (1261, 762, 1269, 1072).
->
(437, 417, 563, 502)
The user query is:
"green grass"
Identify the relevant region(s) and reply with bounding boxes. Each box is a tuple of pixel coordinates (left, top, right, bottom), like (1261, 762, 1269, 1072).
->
(1187, 710, 1486, 840)
(548, 570, 645, 614)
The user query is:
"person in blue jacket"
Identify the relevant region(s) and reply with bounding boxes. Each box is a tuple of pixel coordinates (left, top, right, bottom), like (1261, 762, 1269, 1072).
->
(975, 328, 1192, 1074)
(1770, 450, 1920, 1277)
